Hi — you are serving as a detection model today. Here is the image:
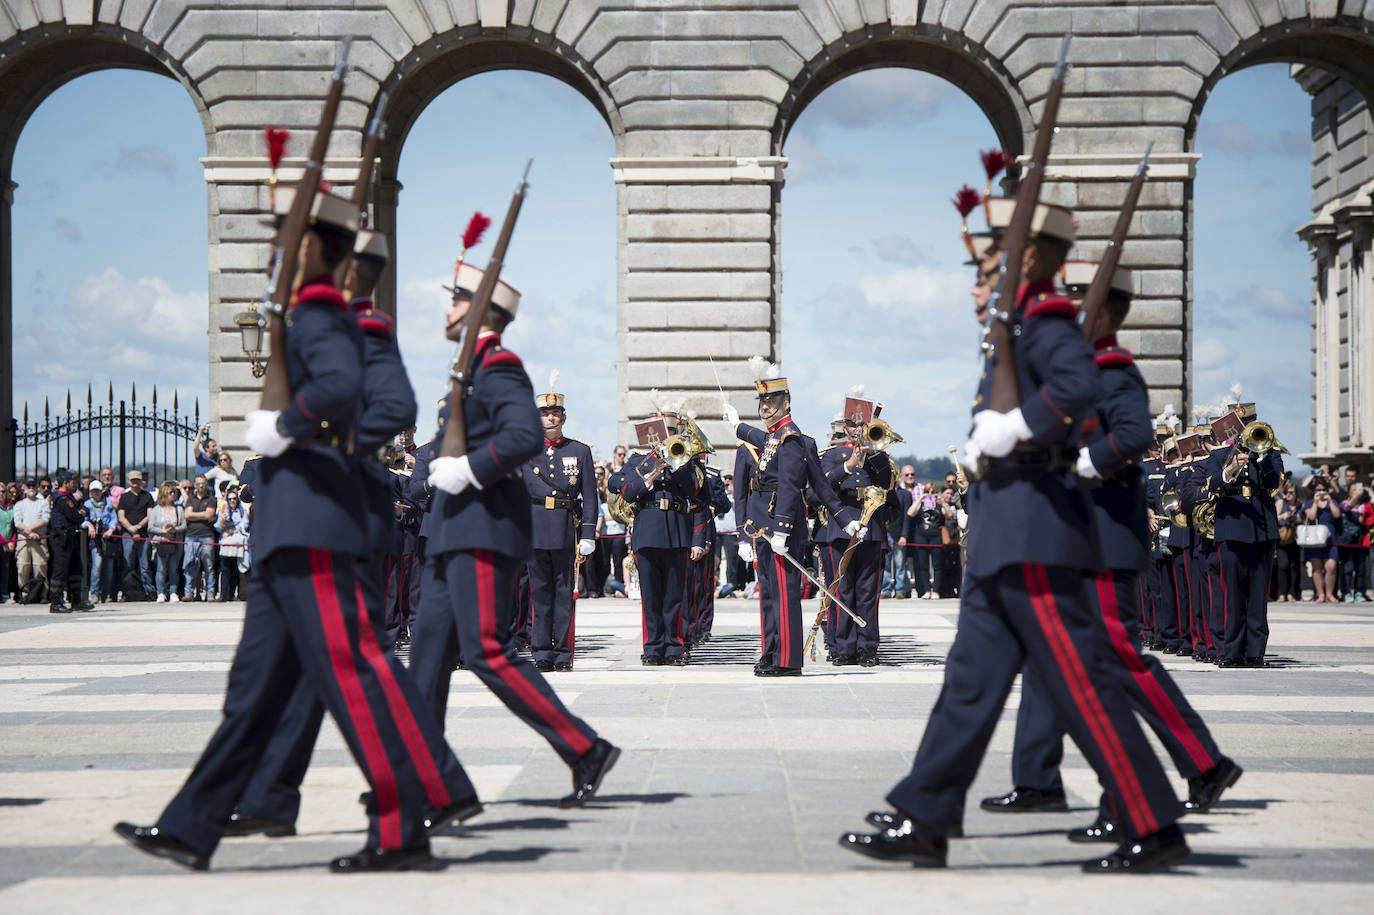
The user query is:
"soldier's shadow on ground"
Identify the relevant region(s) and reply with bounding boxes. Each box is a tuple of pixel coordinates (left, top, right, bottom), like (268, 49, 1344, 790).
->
(570, 633, 617, 660)
(447, 846, 557, 865)
(671, 632, 944, 668)
(510, 791, 689, 809)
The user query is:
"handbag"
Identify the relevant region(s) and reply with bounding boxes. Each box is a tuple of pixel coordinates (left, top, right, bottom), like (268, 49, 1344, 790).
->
(154, 540, 178, 559)
(1278, 524, 1296, 547)
(1296, 524, 1330, 548)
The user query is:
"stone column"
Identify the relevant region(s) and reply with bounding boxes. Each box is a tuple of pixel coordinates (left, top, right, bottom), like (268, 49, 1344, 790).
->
(1335, 186, 1373, 456)
(1299, 221, 1339, 461)
(200, 156, 363, 454)
(612, 156, 786, 449)
(0, 179, 13, 481)
(1036, 152, 1199, 415)
(372, 178, 402, 318)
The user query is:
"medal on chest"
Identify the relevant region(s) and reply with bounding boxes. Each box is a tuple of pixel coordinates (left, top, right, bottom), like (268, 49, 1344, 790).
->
(562, 456, 579, 484)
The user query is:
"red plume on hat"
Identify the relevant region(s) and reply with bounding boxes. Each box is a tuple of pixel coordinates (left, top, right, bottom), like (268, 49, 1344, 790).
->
(952, 185, 980, 234)
(454, 211, 492, 288)
(263, 126, 290, 205)
(979, 148, 1009, 197)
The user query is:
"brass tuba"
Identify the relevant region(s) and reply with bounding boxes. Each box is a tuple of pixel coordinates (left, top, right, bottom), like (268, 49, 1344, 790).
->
(862, 418, 905, 452)
(664, 414, 715, 470)
(1239, 420, 1287, 455)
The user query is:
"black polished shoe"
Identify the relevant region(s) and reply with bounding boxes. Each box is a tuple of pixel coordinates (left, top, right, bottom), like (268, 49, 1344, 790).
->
(864, 810, 963, 838)
(424, 795, 483, 836)
(73, 600, 97, 612)
(839, 818, 947, 867)
(1243, 656, 1269, 668)
(49, 603, 73, 614)
(857, 651, 879, 668)
(1185, 755, 1242, 812)
(113, 822, 209, 871)
(553, 661, 573, 672)
(831, 654, 856, 667)
(756, 665, 802, 677)
(697, 631, 712, 644)
(224, 811, 296, 837)
(1148, 640, 1167, 651)
(1066, 813, 1118, 843)
(534, 659, 554, 672)
(641, 655, 665, 666)
(1082, 823, 1189, 873)
(979, 786, 1068, 812)
(329, 845, 446, 873)
(670, 654, 690, 667)
(1217, 657, 1244, 668)
(559, 738, 621, 808)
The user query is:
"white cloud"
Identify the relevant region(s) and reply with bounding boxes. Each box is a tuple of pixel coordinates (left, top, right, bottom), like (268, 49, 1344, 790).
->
(1193, 338, 1231, 370)
(802, 69, 956, 130)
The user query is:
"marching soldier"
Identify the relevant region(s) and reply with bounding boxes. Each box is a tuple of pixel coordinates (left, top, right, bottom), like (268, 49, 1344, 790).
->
(1179, 424, 1222, 661)
(524, 372, 597, 672)
(1205, 403, 1283, 667)
(609, 407, 702, 665)
(842, 196, 1189, 872)
(117, 190, 480, 873)
(1159, 433, 1199, 654)
(725, 358, 862, 676)
(411, 259, 619, 806)
(818, 391, 897, 666)
(981, 261, 1241, 839)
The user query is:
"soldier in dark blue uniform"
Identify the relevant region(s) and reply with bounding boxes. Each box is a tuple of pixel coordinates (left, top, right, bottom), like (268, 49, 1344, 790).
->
(684, 455, 728, 646)
(841, 203, 1188, 872)
(409, 263, 619, 805)
(1141, 425, 1175, 647)
(609, 410, 702, 665)
(1177, 426, 1220, 661)
(725, 360, 863, 676)
(1159, 436, 1200, 654)
(116, 193, 479, 873)
(524, 372, 597, 672)
(818, 394, 897, 666)
(1204, 405, 1283, 667)
(732, 442, 759, 599)
(47, 470, 94, 613)
(982, 262, 1240, 839)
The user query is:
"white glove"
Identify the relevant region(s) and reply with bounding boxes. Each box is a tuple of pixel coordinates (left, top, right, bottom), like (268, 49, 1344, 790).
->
(723, 403, 740, 426)
(969, 407, 1032, 459)
(245, 410, 292, 458)
(1075, 446, 1102, 480)
(429, 455, 480, 495)
(738, 541, 755, 563)
(577, 538, 595, 556)
(769, 532, 788, 553)
(844, 520, 863, 538)
(960, 439, 982, 474)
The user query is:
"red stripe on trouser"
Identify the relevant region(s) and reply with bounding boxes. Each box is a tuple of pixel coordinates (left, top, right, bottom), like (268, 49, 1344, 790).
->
(1215, 546, 1229, 626)
(1181, 556, 1195, 647)
(1096, 570, 1215, 772)
(1021, 563, 1157, 836)
(776, 552, 790, 667)
(1200, 562, 1215, 649)
(678, 553, 688, 645)
(307, 549, 402, 849)
(474, 549, 593, 757)
(1169, 559, 1183, 640)
(757, 555, 766, 651)
(352, 577, 452, 808)
(569, 551, 577, 662)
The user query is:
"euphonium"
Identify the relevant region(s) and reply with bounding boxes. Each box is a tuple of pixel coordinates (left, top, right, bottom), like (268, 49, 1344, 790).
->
(1239, 420, 1287, 455)
(664, 414, 715, 470)
(862, 418, 905, 452)
(1192, 499, 1216, 539)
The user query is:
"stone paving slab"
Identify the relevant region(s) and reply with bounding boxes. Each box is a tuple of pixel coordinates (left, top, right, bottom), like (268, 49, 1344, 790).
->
(1, 596, 1371, 910)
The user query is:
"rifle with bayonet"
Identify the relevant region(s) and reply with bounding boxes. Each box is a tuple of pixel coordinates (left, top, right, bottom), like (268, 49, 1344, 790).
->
(333, 91, 389, 292)
(1079, 143, 1152, 341)
(260, 37, 353, 411)
(439, 160, 533, 459)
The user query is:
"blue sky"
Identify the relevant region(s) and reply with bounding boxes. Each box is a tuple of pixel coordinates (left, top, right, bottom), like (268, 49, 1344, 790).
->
(10, 62, 1314, 460)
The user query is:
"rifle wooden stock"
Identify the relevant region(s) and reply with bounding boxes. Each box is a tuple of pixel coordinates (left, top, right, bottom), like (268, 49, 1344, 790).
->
(439, 161, 532, 460)
(334, 92, 388, 291)
(261, 38, 352, 412)
(1079, 143, 1152, 341)
(985, 33, 1071, 413)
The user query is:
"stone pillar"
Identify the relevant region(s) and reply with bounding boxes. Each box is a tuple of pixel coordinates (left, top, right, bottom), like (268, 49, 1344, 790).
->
(612, 156, 786, 450)
(200, 156, 363, 454)
(372, 178, 403, 318)
(0, 179, 13, 481)
(1036, 152, 1199, 415)
(1299, 222, 1339, 460)
(1334, 188, 1373, 454)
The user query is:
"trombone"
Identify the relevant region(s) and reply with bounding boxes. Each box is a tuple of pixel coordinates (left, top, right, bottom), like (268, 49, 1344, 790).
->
(664, 413, 715, 470)
(1239, 420, 1287, 455)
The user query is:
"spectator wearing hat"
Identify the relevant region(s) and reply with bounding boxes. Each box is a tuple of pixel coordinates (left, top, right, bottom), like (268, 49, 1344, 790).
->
(117, 470, 156, 598)
(85, 481, 120, 602)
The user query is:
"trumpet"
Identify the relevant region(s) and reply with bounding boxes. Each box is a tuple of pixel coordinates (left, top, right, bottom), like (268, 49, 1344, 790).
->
(862, 418, 905, 452)
(1239, 420, 1287, 455)
(664, 414, 715, 470)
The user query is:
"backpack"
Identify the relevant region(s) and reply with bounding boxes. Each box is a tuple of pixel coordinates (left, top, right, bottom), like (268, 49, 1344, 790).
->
(917, 506, 943, 536)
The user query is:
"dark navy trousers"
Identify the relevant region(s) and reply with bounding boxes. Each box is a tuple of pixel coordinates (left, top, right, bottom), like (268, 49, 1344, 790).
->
(817, 543, 840, 656)
(528, 547, 577, 665)
(409, 548, 597, 766)
(1158, 548, 1189, 650)
(156, 548, 474, 855)
(756, 539, 804, 670)
(1010, 569, 1222, 806)
(831, 541, 882, 658)
(1218, 540, 1273, 661)
(886, 563, 1183, 841)
(636, 547, 688, 660)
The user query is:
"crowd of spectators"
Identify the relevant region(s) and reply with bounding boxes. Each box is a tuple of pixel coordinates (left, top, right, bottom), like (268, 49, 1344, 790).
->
(1274, 464, 1374, 603)
(0, 425, 252, 607)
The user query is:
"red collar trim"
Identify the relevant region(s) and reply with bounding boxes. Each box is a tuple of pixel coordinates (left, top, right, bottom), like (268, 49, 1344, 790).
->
(1094, 333, 1119, 351)
(350, 297, 374, 313)
(292, 275, 347, 310)
(474, 332, 502, 359)
(1016, 277, 1057, 309)
(1095, 345, 1134, 368)
(767, 414, 793, 434)
(545, 435, 565, 448)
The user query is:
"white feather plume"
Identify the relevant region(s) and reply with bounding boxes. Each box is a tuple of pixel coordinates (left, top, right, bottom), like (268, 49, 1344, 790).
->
(548, 369, 559, 393)
(747, 355, 768, 380)
(648, 388, 664, 414)
(686, 409, 697, 421)
(1229, 382, 1243, 403)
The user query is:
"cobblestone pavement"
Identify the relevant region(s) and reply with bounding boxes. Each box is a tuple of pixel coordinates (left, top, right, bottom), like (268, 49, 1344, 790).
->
(1, 596, 1370, 911)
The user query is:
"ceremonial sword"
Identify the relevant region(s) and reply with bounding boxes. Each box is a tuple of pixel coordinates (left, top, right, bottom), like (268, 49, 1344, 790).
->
(741, 520, 865, 627)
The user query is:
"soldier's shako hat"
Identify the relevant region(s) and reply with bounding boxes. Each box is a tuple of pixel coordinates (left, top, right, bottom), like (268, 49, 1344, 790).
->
(441, 262, 521, 319)
(1060, 261, 1133, 298)
(981, 197, 1075, 246)
(353, 228, 389, 265)
(964, 232, 996, 267)
(262, 185, 359, 237)
(536, 369, 565, 410)
(750, 355, 787, 399)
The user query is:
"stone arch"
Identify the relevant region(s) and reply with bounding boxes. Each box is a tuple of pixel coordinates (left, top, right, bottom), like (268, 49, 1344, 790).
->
(0, 23, 213, 479)
(771, 26, 1032, 158)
